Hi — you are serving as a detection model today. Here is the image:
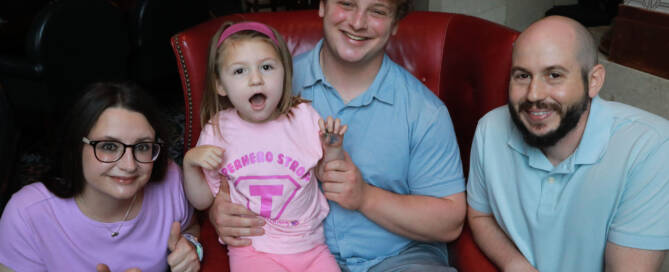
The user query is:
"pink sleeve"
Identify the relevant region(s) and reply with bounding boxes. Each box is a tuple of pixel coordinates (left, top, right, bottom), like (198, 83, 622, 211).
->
(195, 123, 225, 196)
(0, 189, 46, 271)
(302, 103, 324, 160)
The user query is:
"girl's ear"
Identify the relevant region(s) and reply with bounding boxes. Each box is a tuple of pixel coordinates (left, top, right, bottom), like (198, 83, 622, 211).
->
(215, 81, 227, 96)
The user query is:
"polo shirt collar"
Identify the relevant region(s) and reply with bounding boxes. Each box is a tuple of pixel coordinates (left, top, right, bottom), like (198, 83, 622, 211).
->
(300, 39, 395, 106)
(508, 123, 551, 170)
(507, 96, 612, 171)
(300, 39, 328, 90)
(572, 96, 611, 165)
(364, 55, 394, 105)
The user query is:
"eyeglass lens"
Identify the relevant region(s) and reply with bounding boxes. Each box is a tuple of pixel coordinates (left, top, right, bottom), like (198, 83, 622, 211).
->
(94, 141, 160, 163)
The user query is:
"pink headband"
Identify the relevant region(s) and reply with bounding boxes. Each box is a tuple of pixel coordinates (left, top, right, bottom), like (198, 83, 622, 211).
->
(216, 22, 280, 48)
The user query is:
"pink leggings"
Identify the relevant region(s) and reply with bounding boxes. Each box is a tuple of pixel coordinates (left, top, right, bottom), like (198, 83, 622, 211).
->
(228, 244, 340, 272)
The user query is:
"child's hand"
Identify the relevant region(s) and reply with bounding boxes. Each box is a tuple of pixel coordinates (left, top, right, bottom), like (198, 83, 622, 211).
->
(319, 116, 348, 164)
(319, 116, 348, 148)
(184, 145, 225, 171)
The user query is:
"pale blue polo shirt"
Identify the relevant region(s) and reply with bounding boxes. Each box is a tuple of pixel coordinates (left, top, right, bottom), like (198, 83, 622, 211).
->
(467, 96, 669, 272)
(293, 40, 465, 272)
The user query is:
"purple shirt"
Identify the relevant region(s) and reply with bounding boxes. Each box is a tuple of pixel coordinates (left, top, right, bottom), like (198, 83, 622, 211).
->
(0, 162, 193, 272)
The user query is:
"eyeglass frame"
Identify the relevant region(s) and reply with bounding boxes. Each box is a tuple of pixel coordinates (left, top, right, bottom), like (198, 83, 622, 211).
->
(82, 137, 163, 163)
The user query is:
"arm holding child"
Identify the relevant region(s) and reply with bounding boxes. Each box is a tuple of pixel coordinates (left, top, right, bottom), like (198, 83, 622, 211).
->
(316, 107, 466, 243)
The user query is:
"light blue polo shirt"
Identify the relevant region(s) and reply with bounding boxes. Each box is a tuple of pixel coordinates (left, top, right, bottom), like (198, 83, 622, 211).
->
(467, 96, 669, 272)
(293, 40, 465, 271)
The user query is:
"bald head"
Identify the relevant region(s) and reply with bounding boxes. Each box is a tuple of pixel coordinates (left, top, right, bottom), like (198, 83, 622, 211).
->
(508, 16, 607, 150)
(515, 16, 597, 80)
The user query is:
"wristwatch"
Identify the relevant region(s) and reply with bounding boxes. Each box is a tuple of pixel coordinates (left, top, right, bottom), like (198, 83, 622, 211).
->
(182, 233, 203, 262)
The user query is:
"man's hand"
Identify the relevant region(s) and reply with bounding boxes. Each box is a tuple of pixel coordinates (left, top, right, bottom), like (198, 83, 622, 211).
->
(318, 151, 369, 211)
(167, 222, 200, 272)
(208, 189, 265, 247)
(95, 264, 141, 272)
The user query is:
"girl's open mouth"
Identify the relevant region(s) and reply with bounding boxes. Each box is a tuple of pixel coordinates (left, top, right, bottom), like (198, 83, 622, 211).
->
(250, 93, 267, 110)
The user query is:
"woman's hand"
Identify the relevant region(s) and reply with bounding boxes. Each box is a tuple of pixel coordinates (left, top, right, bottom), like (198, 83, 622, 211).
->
(95, 264, 141, 272)
(167, 222, 200, 272)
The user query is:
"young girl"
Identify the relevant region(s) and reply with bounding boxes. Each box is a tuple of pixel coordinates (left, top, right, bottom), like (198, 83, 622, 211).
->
(182, 22, 345, 271)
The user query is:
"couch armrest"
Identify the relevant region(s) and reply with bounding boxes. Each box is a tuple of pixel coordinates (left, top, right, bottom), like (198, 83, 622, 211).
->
(198, 213, 231, 272)
(451, 223, 498, 271)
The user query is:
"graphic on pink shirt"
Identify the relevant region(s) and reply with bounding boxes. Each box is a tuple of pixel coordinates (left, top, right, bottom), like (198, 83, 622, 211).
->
(249, 184, 283, 218)
(221, 151, 312, 182)
(224, 150, 312, 225)
(237, 175, 301, 221)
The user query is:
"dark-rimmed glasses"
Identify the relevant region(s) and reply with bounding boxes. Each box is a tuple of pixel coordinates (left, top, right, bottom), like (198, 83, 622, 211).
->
(82, 137, 161, 163)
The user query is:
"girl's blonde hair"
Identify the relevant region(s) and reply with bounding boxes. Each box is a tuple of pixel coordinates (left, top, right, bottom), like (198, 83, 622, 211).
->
(201, 21, 304, 132)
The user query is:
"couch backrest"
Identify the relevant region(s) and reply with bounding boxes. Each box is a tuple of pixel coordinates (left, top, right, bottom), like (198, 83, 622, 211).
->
(171, 9, 518, 173)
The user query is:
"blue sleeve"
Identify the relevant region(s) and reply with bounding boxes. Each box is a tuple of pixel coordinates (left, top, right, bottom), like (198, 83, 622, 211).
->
(466, 120, 492, 214)
(608, 139, 669, 250)
(408, 105, 465, 197)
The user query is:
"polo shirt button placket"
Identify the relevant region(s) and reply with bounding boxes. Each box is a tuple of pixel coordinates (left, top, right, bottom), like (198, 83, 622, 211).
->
(548, 177, 555, 184)
(538, 175, 560, 219)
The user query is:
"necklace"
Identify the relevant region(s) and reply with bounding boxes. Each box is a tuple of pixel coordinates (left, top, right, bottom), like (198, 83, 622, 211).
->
(108, 194, 138, 238)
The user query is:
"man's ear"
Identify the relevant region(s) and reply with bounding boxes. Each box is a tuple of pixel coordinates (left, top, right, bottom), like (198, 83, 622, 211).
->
(216, 81, 227, 97)
(391, 22, 399, 35)
(319, 0, 325, 18)
(587, 64, 606, 98)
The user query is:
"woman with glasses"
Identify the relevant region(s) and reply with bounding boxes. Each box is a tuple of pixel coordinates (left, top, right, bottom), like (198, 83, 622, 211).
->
(0, 82, 201, 272)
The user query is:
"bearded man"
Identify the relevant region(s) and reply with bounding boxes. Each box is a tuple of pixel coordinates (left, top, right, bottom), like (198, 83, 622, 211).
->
(466, 16, 669, 272)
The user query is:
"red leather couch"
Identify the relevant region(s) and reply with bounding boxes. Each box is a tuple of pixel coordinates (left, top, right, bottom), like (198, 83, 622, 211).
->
(171, 9, 518, 272)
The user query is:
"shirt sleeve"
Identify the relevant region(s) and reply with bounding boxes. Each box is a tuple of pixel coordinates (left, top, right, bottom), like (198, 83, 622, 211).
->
(608, 139, 669, 250)
(302, 103, 324, 160)
(0, 191, 46, 271)
(407, 105, 465, 197)
(466, 120, 492, 214)
(166, 162, 195, 230)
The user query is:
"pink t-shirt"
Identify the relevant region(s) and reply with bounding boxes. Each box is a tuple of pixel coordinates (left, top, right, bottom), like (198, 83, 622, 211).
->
(0, 162, 193, 272)
(198, 103, 329, 254)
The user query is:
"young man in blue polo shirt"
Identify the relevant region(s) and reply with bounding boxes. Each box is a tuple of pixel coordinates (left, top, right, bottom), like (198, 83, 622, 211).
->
(208, 0, 467, 271)
(466, 15, 669, 271)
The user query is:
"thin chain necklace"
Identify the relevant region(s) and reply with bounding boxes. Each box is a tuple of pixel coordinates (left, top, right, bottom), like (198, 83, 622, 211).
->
(108, 194, 137, 238)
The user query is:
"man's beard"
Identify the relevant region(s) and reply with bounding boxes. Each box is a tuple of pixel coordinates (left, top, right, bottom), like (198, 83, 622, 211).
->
(509, 92, 590, 148)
